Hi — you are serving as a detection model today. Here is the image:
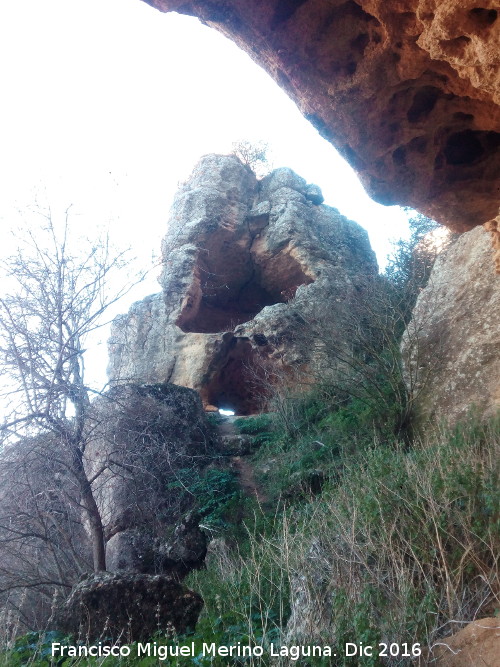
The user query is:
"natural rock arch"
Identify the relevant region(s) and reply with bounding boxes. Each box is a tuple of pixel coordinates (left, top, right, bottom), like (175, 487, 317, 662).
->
(108, 156, 379, 412)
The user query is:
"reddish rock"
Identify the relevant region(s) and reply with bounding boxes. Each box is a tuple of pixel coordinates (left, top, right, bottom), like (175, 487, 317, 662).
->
(141, 0, 500, 264)
(423, 617, 500, 666)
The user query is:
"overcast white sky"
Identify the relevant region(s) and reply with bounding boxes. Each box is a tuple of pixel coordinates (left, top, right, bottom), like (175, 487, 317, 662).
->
(0, 0, 415, 387)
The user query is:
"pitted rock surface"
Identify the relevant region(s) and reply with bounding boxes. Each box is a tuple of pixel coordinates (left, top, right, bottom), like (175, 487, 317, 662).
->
(141, 0, 500, 255)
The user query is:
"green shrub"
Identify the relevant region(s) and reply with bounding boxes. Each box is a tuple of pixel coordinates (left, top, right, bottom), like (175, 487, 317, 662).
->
(167, 467, 241, 530)
(1, 631, 70, 666)
(205, 412, 224, 428)
(234, 414, 274, 435)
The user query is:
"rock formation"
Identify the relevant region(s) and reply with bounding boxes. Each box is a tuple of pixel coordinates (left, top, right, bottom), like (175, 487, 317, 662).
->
(0, 382, 213, 633)
(56, 571, 203, 642)
(140, 0, 500, 253)
(87, 383, 213, 574)
(402, 225, 500, 426)
(108, 154, 378, 414)
(424, 617, 500, 666)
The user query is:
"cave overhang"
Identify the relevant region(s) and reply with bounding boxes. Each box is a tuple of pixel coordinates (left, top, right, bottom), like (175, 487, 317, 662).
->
(141, 0, 500, 263)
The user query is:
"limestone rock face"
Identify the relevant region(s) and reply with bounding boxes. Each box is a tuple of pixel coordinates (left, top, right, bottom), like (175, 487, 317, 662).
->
(56, 572, 203, 641)
(141, 0, 500, 240)
(402, 226, 500, 426)
(108, 154, 378, 414)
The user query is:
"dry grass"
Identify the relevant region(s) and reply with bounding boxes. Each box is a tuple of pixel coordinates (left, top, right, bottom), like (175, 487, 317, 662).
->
(2, 419, 497, 666)
(193, 418, 499, 665)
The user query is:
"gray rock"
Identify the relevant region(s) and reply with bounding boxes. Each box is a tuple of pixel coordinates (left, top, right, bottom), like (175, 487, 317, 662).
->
(218, 434, 254, 456)
(158, 511, 207, 579)
(108, 155, 378, 417)
(305, 183, 324, 205)
(86, 383, 214, 575)
(55, 572, 203, 641)
(259, 167, 307, 199)
(402, 226, 500, 428)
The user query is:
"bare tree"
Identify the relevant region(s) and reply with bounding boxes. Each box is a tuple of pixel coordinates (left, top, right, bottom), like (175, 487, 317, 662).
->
(0, 208, 144, 574)
(231, 139, 271, 177)
(0, 432, 91, 629)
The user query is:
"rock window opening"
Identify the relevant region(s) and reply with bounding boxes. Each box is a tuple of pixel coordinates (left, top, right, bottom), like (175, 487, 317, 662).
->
(218, 408, 235, 416)
(201, 339, 270, 416)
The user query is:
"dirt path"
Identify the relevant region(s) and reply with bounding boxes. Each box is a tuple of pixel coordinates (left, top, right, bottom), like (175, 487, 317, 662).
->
(216, 416, 267, 504)
(217, 415, 238, 436)
(231, 455, 267, 504)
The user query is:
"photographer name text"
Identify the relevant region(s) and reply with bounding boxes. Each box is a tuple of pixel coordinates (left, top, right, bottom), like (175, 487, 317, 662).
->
(52, 640, 422, 661)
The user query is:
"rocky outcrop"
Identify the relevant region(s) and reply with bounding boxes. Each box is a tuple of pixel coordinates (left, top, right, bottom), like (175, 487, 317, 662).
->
(141, 0, 500, 246)
(402, 226, 499, 427)
(423, 618, 500, 666)
(87, 383, 214, 574)
(108, 154, 378, 414)
(0, 382, 215, 633)
(56, 572, 203, 641)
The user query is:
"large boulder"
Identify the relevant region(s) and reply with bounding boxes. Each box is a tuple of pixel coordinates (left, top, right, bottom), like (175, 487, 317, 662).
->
(56, 572, 203, 642)
(402, 226, 499, 427)
(108, 154, 378, 415)
(86, 383, 214, 574)
(141, 0, 500, 260)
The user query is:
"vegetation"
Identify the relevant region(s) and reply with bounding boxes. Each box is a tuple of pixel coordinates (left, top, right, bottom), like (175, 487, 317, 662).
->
(0, 211, 143, 574)
(383, 211, 446, 325)
(167, 467, 241, 530)
(0, 211, 152, 635)
(187, 414, 499, 667)
(1, 211, 496, 666)
(6, 408, 496, 666)
(231, 140, 271, 177)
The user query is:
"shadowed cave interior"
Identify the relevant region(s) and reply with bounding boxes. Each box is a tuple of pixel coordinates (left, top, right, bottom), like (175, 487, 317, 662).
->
(176, 242, 314, 334)
(200, 338, 271, 416)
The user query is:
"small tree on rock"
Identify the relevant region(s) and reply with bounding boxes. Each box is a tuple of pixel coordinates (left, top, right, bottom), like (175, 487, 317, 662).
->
(231, 139, 271, 177)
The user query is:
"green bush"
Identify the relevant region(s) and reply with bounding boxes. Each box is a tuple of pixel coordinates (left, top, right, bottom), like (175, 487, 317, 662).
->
(234, 413, 281, 450)
(167, 467, 241, 529)
(234, 414, 274, 435)
(1, 631, 70, 666)
(205, 412, 224, 428)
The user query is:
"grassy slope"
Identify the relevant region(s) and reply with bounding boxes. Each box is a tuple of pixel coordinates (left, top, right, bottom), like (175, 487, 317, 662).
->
(4, 404, 498, 666)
